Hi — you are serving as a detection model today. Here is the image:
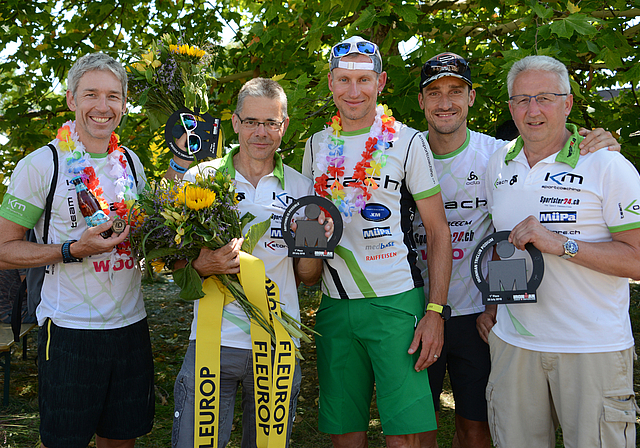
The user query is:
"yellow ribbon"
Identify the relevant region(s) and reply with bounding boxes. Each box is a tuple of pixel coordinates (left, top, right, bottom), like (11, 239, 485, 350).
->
(193, 252, 295, 448)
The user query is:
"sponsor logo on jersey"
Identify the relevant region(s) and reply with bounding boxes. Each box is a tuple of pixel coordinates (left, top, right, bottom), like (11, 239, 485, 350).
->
(544, 171, 583, 186)
(271, 213, 283, 222)
(365, 241, 395, 251)
(466, 171, 481, 186)
(539, 211, 577, 223)
(448, 220, 472, 227)
(361, 203, 391, 222)
(494, 175, 518, 188)
(272, 192, 295, 209)
(236, 192, 246, 202)
(444, 198, 487, 209)
(68, 197, 78, 228)
(265, 241, 287, 251)
(270, 228, 283, 239)
(452, 230, 474, 243)
(6, 198, 27, 213)
(362, 227, 392, 239)
(93, 256, 136, 273)
(365, 251, 397, 262)
(323, 175, 403, 192)
(624, 199, 640, 216)
(539, 196, 580, 206)
(552, 230, 581, 236)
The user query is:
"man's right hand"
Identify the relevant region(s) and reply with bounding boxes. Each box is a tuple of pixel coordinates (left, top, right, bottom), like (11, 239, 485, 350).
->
(476, 306, 497, 344)
(191, 238, 244, 277)
(71, 219, 131, 259)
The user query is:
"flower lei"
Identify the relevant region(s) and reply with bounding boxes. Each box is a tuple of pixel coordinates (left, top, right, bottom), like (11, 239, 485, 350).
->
(56, 120, 138, 256)
(314, 104, 399, 222)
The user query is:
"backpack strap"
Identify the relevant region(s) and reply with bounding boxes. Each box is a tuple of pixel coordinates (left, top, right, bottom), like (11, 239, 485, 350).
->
(41, 143, 59, 244)
(12, 143, 58, 341)
(122, 148, 139, 189)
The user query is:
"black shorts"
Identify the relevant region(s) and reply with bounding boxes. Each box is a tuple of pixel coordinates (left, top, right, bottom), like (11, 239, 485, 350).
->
(38, 318, 155, 448)
(427, 312, 490, 422)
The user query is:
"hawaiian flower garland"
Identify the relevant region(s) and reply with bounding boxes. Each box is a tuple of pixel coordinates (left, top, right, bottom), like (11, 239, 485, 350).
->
(56, 120, 138, 255)
(314, 104, 399, 222)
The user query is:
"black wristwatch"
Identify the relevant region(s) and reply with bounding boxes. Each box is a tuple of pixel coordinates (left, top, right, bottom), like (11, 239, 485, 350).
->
(426, 303, 451, 321)
(61, 240, 82, 263)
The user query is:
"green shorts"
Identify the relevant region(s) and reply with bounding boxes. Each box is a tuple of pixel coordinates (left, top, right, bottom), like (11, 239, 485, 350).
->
(315, 288, 436, 435)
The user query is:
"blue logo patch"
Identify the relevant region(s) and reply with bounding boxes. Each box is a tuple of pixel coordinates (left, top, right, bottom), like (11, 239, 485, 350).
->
(362, 203, 391, 222)
(539, 211, 577, 223)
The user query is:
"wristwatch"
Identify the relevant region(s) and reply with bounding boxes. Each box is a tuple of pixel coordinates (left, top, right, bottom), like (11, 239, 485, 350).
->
(61, 240, 83, 263)
(426, 303, 451, 321)
(560, 238, 579, 260)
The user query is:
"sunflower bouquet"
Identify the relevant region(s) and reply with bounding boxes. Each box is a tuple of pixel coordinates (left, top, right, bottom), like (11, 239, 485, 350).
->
(129, 169, 314, 346)
(127, 33, 215, 129)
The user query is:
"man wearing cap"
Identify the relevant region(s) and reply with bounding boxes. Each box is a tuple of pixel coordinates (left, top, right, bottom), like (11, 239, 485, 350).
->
(413, 53, 621, 448)
(302, 36, 452, 448)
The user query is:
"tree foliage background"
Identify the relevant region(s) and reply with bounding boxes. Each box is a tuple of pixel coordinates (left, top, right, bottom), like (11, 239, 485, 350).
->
(1, 0, 638, 197)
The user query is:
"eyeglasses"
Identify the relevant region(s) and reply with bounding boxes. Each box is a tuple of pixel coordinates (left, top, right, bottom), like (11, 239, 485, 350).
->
(236, 115, 285, 131)
(509, 93, 568, 108)
(331, 40, 379, 59)
(180, 113, 202, 154)
(422, 56, 469, 79)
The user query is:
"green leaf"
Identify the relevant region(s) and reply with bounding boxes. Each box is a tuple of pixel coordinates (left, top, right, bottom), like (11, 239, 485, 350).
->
(172, 262, 205, 300)
(564, 14, 597, 36)
(242, 218, 271, 254)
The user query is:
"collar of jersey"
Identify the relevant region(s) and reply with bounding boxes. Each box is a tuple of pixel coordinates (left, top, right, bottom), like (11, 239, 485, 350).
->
(428, 128, 471, 160)
(340, 126, 372, 137)
(218, 146, 286, 188)
(505, 123, 582, 169)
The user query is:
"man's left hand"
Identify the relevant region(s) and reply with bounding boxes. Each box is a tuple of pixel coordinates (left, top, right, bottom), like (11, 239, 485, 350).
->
(408, 311, 444, 372)
(578, 128, 620, 154)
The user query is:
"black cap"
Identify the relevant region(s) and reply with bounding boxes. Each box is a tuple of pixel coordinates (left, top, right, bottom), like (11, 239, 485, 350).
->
(420, 53, 472, 90)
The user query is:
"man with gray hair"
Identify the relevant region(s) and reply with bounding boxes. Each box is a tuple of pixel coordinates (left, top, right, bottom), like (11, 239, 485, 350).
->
(167, 77, 329, 447)
(0, 52, 152, 448)
(483, 54, 640, 447)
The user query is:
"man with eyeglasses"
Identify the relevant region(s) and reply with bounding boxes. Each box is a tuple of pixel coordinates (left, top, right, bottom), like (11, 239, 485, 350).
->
(302, 36, 452, 448)
(483, 54, 640, 447)
(167, 78, 330, 448)
(414, 52, 621, 448)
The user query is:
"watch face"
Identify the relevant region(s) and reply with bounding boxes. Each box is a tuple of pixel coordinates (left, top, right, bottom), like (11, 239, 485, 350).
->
(565, 239, 579, 255)
(442, 305, 452, 321)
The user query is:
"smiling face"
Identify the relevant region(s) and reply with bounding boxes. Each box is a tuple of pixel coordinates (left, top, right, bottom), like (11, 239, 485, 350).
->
(328, 54, 387, 132)
(66, 69, 126, 153)
(232, 95, 289, 166)
(419, 76, 475, 139)
(508, 69, 572, 150)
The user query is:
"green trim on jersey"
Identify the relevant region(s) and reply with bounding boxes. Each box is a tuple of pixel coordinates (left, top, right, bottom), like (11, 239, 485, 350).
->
(431, 129, 471, 160)
(341, 127, 371, 137)
(218, 146, 286, 188)
(334, 245, 377, 298)
(506, 306, 534, 337)
(0, 193, 44, 228)
(505, 124, 583, 168)
(609, 221, 640, 233)
(89, 152, 109, 159)
(413, 184, 441, 201)
(223, 309, 251, 335)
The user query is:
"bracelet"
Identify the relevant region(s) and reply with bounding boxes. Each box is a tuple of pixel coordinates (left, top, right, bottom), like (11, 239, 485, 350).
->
(170, 158, 188, 174)
(61, 240, 83, 263)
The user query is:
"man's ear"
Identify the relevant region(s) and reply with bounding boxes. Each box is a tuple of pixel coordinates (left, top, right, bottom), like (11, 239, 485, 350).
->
(66, 90, 77, 111)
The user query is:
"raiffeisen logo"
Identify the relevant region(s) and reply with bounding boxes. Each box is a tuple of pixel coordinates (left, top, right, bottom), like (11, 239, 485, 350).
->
(539, 211, 577, 223)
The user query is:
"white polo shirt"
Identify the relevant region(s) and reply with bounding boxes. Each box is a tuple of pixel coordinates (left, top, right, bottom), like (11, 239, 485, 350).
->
(485, 125, 640, 353)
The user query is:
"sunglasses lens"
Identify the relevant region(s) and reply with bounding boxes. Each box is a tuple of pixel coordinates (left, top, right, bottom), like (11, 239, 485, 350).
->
(356, 42, 376, 54)
(187, 135, 201, 153)
(181, 114, 198, 131)
(332, 43, 352, 58)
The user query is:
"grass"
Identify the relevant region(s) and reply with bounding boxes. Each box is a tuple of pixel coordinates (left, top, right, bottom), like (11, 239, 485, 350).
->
(0, 279, 638, 447)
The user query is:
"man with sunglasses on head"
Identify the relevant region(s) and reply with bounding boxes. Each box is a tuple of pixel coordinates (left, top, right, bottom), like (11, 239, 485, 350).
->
(166, 77, 330, 448)
(413, 53, 621, 448)
(483, 54, 640, 448)
(302, 36, 452, 448)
